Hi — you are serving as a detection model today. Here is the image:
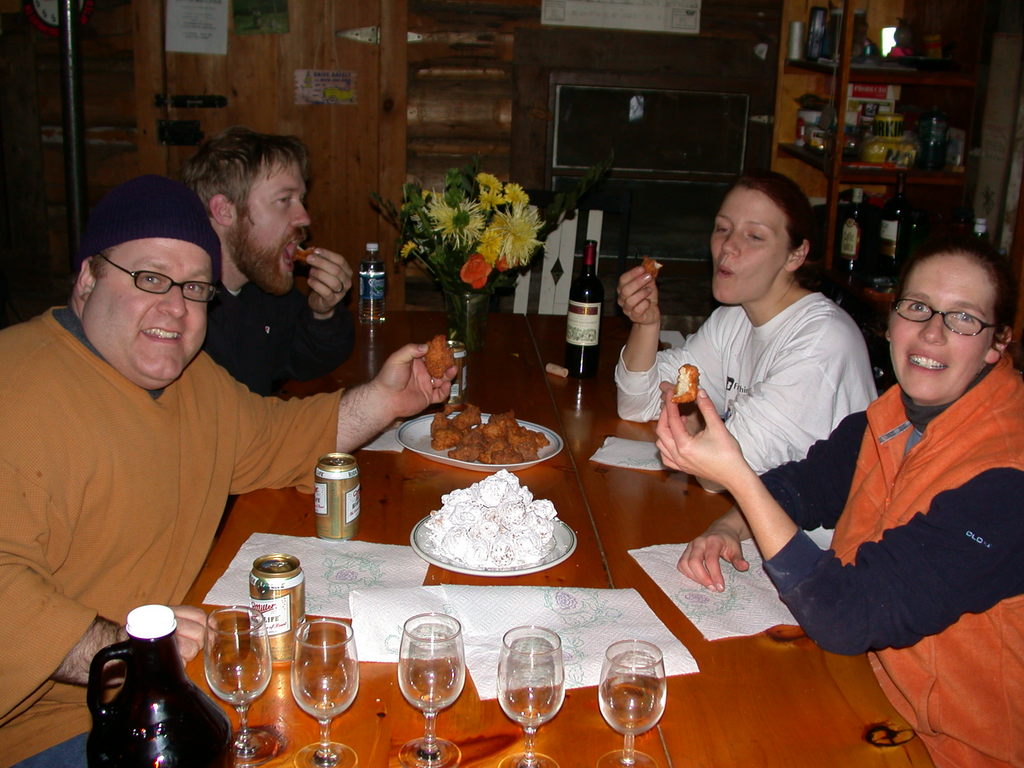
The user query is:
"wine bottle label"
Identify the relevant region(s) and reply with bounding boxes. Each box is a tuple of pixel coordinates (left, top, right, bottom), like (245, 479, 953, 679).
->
(879, 219, 899, 256)
(566, 301, 601, 346)
(840, 219, 860, 259)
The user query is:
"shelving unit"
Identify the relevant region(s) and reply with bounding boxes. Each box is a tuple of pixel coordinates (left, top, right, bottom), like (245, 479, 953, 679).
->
(775, 0, 988, 277)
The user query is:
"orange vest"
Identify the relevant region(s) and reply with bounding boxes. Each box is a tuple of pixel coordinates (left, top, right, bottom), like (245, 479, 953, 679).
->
(831, 356, 1024, 767)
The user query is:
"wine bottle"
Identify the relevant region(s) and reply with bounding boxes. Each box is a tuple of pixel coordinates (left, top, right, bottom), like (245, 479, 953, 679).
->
(564, 240, 604, 378)
(87, 605, 231, 768)
(837, 188, 864, 273)
(878, 173, 911, 277)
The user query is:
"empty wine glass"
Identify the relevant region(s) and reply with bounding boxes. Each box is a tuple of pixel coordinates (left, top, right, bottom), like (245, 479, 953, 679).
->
(290, 618, 359, 768)
(397, 612, 466, 768)
(597, 640, 667, 768)
(204, 605, 279, 766)
(496, 626, 565, 768)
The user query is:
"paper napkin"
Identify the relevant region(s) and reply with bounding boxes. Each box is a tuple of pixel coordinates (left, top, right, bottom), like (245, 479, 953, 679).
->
(629, 529, 833, 641)
(204, 532, 429, 617)
(349, 584, 698, 700)
(589, 436, 667, 471)
(361, 425, 403, 452)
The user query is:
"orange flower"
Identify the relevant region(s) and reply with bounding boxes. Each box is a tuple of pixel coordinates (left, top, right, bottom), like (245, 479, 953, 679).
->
(495, 255, 510, 272)
(460, 252, 492, 289)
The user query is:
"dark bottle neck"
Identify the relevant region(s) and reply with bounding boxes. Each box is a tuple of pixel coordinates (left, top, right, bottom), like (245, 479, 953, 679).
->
(128, 633, 189, 691)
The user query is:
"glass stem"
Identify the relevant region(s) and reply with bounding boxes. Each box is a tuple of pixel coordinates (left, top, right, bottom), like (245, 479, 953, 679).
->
(421, 710, 439, 757)
(621, 732, 637, 766)
(315, 717, 338, 766)
(521, 725, 539, 766)
(234, 703, 255, 757)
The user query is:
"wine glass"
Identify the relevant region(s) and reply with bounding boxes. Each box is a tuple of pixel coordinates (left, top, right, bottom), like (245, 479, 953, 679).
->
(397, 613, 466, 768)
(496, 626, 565, 768)
(290, 618, 359, 768)
(597, 640, 667, 768)
(203, 606, 279, 766)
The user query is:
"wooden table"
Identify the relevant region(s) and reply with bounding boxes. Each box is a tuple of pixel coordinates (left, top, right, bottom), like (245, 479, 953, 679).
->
(184, 311, 933, 767)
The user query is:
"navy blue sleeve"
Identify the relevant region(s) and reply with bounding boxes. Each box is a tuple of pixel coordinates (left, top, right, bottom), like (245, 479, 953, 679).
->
(763, 467, 1024, 655)
(760, 411, 866, 530)
(284, 302, 355, 383)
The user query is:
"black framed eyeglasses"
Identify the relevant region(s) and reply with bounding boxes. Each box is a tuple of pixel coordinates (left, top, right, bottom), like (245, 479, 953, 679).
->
(892, 298, 995, 336)
(98, 253, 218, 303)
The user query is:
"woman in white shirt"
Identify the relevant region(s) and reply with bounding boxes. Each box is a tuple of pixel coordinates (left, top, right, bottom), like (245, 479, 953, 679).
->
(615, 169, 876, 490)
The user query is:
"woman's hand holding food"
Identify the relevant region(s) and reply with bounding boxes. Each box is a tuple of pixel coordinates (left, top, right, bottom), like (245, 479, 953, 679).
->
(655, 384, 749, 487)
(616, 264, 661, 327)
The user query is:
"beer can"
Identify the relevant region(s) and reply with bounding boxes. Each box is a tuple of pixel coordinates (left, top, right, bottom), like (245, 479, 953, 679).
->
(314, 453, 360, 540)
(249, 553, 305, 661)
(447, 340, 468, 405)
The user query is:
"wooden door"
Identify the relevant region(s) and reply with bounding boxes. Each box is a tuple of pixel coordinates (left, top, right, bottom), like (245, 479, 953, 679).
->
(132, 0, 408, 306)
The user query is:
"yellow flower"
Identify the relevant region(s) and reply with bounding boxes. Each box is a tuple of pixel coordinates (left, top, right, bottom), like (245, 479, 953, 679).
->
(503, 183, 529, 207)
(400, 240, 417, 259)
(478, 186, 504, 211)
(427, 197, 485, 249)
(491, 201, 542, 268)
(476, 172, 501, 191)
(477, 227, 503, 265)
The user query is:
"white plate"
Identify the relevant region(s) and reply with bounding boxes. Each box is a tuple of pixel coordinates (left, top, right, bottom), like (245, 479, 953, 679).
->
(409, 517, 577, 576)
(396, 413, 563, 472)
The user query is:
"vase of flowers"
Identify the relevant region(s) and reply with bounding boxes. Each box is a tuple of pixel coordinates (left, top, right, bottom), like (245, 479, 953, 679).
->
(375, 158, 610, 352)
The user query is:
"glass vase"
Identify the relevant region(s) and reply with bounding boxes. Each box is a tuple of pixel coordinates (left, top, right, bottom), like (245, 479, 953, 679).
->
(443, 291, 490, 353)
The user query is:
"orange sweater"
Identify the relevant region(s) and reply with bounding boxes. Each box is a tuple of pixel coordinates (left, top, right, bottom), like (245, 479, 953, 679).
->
(832, 356, 1024, 767)
(0, 310, 341, 765)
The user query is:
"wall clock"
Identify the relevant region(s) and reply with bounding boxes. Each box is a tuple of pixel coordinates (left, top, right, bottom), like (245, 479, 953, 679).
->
(23, 0, 95, 36)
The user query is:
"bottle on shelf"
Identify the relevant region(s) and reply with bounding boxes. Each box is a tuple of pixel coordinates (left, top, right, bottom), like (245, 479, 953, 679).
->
(973, 217, 989, 241)
(359, 242, 386, 324)
(917, 107, 949, 171)
(564, 239, 604, 379)
(878, 173, 912, 278)
(837, 188, 865, 273)
(87, 605, 231, 767)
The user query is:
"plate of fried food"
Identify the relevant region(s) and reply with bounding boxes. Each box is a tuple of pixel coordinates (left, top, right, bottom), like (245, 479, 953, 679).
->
(397, 403, 563, 471)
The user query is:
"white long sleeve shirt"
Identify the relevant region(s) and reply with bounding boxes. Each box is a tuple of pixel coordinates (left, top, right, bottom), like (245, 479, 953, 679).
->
(615, 293, 877, 474)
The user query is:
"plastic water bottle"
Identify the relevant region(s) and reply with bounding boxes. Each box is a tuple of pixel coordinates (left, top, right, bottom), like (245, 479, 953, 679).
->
(359, 242, 386, 324)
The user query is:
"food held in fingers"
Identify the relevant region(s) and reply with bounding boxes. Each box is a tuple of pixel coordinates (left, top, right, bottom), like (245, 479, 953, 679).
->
(672, 364, 700, 404)
(294, 245, 316, 264)
(641, 256, 663, 278)
(424, 334, 455, 378)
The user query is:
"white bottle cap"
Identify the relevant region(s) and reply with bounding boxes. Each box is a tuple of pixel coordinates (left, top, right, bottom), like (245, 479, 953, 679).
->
(974, 218, 987, 229)
(126, 605, 177, 639)
(366, 242, 379, 252)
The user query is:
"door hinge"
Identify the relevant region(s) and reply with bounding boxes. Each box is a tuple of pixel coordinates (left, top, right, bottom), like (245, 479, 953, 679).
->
(154, 94, 228, 109)
(157, 120, 204, 146)
(335, 26, 424, 43)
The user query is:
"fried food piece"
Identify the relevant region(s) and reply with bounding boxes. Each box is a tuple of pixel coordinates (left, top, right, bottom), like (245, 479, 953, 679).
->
(448, 429, 485, 462)
(431, 426, 464, 450)
(672, 364, 700, 404)
(294, 246, 316, 263)
(450, 403, 481, 432)
(641, 256, 663, 278)
(424, 334, 455, 378)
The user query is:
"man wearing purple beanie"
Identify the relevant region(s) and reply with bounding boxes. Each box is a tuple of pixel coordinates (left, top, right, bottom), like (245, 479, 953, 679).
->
(0, 175, 452, 767)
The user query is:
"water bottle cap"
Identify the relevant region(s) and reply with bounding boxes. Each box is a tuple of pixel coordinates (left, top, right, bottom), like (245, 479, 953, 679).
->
(366, 242, 379, 252)
(126, 605, 177, 639)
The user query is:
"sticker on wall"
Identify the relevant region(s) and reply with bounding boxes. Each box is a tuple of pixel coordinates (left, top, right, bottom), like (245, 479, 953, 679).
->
(233, 0, 289, 35)
(541, 0, 700, 35)
(294, 70, 357, 105)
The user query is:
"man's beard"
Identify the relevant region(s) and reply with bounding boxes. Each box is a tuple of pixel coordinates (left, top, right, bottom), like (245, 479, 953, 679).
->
(226, 215, 297, 296)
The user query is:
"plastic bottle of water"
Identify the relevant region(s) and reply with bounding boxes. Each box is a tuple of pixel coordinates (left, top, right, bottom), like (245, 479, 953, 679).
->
(359, 242, 386, 324)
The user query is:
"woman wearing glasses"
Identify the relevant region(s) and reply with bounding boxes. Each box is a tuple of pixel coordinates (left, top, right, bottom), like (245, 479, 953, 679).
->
(615, 170, 876, 490)
(664, 236, 1023, 767)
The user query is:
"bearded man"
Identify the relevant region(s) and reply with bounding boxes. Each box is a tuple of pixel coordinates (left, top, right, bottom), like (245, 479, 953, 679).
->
(181, 126, 355, 395)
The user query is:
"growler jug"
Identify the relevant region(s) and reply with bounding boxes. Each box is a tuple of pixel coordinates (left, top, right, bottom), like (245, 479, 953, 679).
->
(86, 604, 231, 767)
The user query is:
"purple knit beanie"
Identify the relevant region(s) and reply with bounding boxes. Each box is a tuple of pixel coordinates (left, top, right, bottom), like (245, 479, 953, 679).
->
(75, 175, 221, 281)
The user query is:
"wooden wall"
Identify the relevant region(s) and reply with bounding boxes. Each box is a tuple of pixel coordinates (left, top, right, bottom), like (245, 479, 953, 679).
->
(5, 0, 959, 323)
